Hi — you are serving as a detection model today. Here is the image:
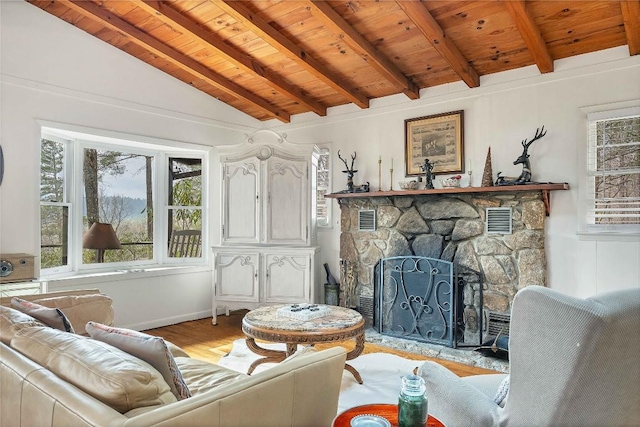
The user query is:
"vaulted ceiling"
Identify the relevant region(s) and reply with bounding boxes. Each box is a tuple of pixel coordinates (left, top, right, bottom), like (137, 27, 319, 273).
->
(29, 1, 640, 123)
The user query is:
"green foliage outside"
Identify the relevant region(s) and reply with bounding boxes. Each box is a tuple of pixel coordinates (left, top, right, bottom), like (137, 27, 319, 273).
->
(172, 174, 203, 230)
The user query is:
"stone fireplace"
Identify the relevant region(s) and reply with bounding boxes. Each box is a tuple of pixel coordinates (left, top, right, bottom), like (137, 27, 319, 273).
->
(333, 188, 557, 345)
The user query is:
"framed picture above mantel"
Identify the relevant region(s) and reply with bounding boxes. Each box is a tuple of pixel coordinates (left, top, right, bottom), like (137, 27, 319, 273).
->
(405, 110, 464, 176)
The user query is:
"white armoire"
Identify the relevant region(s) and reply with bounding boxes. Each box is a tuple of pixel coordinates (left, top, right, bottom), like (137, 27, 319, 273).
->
(212, 131, 319, 324)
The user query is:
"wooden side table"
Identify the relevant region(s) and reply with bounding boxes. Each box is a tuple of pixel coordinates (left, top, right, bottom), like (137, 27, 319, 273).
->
(242, 304, 365, 383)
(333, 404, 444, 427)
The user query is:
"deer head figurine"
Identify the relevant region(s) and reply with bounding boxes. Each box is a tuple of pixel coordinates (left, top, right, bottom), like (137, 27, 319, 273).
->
(338, 150, 358, 192)
(496, 126, 546, 186)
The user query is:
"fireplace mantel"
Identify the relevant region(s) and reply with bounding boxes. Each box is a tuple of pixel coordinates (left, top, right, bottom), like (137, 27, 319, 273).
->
(326, 183, 569, 216)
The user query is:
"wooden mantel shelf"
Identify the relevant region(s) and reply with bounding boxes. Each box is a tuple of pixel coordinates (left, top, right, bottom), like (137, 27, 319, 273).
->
(325, 183, 570, 216)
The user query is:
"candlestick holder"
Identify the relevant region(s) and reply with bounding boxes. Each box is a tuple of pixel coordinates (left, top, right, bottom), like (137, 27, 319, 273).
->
(389, 168, 394, 191)
(467, 170, 473, 187)
(378, 159, 382, 191)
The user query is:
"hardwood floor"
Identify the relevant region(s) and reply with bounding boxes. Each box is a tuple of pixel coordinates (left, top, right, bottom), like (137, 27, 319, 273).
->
(145, 310, 498, 377)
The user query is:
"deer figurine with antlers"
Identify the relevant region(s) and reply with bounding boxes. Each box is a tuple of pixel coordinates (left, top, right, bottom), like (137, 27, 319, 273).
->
(336, 150, 369, 193)
(495, 126, 547, 186)
(338, 150, 358, 192)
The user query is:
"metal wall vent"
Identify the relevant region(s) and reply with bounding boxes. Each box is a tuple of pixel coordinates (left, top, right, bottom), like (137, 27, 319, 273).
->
(358, 210, 376, 231)
(485, 311, 511, 337)
(485, 207, 513, 234)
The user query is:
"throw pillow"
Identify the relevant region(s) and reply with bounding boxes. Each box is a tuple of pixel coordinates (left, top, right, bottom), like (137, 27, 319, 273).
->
(493, 375, 510, 407)
(11, 297, 75, 333)
(86, 321, 191, 400)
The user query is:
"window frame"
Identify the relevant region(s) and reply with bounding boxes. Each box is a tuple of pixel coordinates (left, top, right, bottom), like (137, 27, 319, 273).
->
(315, 145, 332, 228)
(40, 134, 74, 276)
(74, 140, 160, 270)
(165, 153, 206, 262)
(579, 104, 640, 238)
(39, 124, 209, 277)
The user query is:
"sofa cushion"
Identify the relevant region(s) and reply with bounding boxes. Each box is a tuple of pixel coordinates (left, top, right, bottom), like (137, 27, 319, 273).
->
(174, 356, 247, 395)
(10, 326, 177, 413)
(86, 321, 191, 400)
(32, 293, 114, 335)
(165, 340, 190, 358)
(0, 305, 45, 344)
(11, 297, 75, 333)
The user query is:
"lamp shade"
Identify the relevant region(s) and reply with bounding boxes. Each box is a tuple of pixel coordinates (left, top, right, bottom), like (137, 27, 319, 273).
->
(82, 222, 121, 250)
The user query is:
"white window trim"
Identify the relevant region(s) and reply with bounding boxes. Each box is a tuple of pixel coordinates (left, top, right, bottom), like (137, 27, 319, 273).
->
(38, 122, 210, 278)
(578, 101, 640, 240)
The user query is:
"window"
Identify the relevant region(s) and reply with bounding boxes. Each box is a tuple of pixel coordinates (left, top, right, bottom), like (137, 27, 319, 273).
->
(81, 147, 155, 264)
(315, 146, 331, 227)
(40, 137, 71, 274)
(168, 157, 203, 257)
(40, 127, 207, 276)
(584, 107, 640, 234)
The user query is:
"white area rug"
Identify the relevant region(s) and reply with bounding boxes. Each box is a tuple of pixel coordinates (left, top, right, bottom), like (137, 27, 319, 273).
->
(218, 339, 425, 413)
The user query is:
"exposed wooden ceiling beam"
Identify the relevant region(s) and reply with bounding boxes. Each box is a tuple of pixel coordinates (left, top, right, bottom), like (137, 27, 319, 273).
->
(307, 1, 420, 100)
(503, 1, 554, 73)
(215, 0, 370, 109)
(620, 0, 640, 55)
(136, 1, 326, 117)
(58, 0, 290, 122)
(395, 0, 480, 88)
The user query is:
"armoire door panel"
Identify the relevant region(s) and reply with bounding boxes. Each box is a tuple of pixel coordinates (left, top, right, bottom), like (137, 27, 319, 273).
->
(267, 159, 307, 244)
(215, 253, 259, 301)
(223, 159, 260, 244)
(264, 253, 310, 302)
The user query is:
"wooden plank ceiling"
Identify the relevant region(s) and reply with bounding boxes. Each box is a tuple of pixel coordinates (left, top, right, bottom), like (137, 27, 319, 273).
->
(29, 0, 640, 122)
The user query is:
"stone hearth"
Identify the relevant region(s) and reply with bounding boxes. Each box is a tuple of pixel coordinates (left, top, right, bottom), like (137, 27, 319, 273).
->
(365, 327, 509, 373)
(337, 191, 548, 327)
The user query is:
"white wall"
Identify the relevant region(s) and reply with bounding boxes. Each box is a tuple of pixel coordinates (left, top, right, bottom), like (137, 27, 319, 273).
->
(0, 1, 259, 328)
(1, 2, 638, 331)
(270, 47, 640, 298)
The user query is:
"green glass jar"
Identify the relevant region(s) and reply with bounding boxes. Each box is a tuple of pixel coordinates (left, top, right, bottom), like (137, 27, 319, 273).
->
(398, 374, 427, 427)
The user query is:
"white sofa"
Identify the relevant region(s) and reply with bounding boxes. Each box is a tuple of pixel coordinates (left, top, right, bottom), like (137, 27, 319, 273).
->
(1, 289, 347, 427)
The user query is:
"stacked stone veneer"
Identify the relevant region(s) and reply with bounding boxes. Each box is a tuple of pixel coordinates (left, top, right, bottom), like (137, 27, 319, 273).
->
(338, 191, 547, 319)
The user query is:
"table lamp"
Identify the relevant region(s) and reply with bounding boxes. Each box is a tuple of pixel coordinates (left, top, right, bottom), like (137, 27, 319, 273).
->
(82, 222, 121, 263)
